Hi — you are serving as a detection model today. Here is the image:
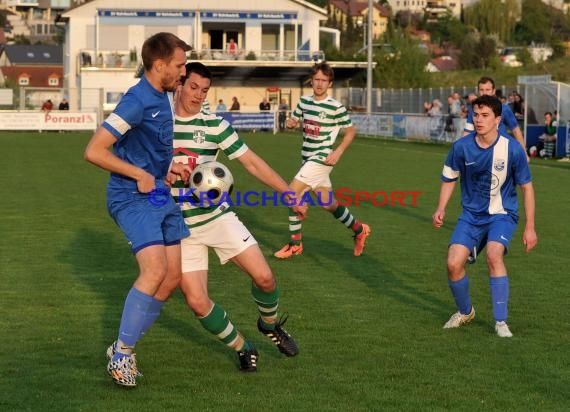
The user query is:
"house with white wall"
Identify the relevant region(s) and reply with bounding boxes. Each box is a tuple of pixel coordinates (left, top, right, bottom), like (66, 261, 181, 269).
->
(57, 0, 369, 113)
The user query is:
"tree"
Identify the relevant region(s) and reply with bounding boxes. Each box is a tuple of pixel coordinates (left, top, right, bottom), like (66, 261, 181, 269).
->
(515, 0, 552, 44)
(458, 33, 497, 69)
(374, 31, 431, 89)
(464, 0, 519, 43)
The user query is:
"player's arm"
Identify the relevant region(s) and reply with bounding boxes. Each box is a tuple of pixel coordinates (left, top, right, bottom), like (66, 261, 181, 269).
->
(432, 181, 456, 228)
(326, 125, 356, 166)
(519, 182, 538, 252)
(84, 126, 155, 193)
(236, 149, 307, 218)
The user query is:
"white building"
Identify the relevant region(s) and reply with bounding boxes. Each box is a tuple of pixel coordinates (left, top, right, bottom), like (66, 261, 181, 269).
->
(58, 0, 369, 113)
(386, 0, 461, 20)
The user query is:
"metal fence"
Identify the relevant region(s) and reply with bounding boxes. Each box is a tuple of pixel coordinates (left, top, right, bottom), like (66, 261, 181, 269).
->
(339, 83, 570, 127)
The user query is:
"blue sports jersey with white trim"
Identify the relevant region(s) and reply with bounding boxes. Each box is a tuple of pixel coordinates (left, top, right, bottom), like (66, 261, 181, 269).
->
(103, 75, 174, 191)
(441, 132, 532, 223)
(464, 103, 520, 136)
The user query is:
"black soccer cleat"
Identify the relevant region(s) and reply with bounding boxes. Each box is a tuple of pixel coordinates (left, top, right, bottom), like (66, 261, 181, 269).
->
(237, 344, 259, 372)
(257, 315, 299, 357)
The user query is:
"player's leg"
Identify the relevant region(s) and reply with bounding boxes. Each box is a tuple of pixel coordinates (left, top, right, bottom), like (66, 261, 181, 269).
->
(232, 246, 299, 357)
(106, 244, 168, 386)
(443, 219, 484, 329)
(274, 177, 309, 259)
(486, 217, 517, 337)
(106, 196, 189, 385)
(315, 186, 371, 257)
(180, 220, 259, 371)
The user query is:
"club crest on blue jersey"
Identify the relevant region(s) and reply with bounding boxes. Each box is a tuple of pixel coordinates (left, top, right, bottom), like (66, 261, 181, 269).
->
(494, 159, 505, 172)
(193, 130, 206, 144)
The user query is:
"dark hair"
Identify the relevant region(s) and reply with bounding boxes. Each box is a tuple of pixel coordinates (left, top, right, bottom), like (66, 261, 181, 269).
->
(477, 76, 496, 90)
(310, 61, 334, 82)
(472, 95, 502, 117)
(141, 32, 191, 71)
(181, 62, 212, 84)
(545, 111, 553, 117)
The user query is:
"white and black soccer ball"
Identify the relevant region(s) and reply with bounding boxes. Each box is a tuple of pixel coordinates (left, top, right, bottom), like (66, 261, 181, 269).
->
(190, 161, 234, 205)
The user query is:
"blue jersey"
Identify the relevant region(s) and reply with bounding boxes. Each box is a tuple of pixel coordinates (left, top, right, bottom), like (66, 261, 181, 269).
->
(102, 75, 174, 191)
(441, 132, 532, 223)
(464, 103, 520, 137)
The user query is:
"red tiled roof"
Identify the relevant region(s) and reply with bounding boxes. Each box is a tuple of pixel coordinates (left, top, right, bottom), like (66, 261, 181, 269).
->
(1, 66, 63, 87)
(330, 0, 390, 17)
(430, 56, 458, 72)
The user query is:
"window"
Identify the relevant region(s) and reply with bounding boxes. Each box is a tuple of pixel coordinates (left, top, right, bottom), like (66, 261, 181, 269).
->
(49, 77, 59, 86)
(19, 77, 29, 86)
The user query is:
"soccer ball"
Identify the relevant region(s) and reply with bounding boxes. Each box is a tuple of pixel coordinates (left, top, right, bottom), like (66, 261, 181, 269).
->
(190, 161, 234, 205)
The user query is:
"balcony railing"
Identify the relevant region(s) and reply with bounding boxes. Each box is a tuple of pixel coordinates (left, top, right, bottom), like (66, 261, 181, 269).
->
(78, 48, 325, 69)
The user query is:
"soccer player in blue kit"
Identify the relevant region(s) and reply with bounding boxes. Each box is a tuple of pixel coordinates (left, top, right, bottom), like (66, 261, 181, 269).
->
(463, 76, 528, 161)
(84, 32, 192, 387)
(433, 95, 538, 338)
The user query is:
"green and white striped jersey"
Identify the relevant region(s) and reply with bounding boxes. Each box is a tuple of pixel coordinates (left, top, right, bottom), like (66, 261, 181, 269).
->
(171, 111, 248, 228)
(291, 95, 352, 165)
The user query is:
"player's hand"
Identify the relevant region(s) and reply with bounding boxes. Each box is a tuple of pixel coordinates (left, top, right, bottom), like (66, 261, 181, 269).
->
(432, 209, 445, 228)
(286, 118, 298, 129)
(292, 203, 308, 220)
(522, 228, 538, 252)
(136, 170, 156, 193)
(325, 149, 343, 166)
(170, 162, 192, 184)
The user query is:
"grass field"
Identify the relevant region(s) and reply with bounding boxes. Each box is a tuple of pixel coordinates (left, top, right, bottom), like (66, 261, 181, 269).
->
(1, 131, 569, 411)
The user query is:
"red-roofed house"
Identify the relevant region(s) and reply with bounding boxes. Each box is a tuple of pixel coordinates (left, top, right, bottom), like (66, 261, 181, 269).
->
(426, 56, 458, 72)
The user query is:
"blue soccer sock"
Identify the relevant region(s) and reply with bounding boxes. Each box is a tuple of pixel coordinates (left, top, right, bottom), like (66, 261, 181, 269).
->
(489, 275, 509, 322)
(114, 288, 153, 359)
(138, 297, 166, 339)
(448, 275, 472, 315)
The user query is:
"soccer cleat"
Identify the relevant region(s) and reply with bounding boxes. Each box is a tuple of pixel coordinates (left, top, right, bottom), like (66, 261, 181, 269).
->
(495, 321, 513, 338)
(257, 316, 299, 357)
(274, 242, 303, 259)
(443, 307, 476, 329)
(107, 355, 137, 387)
(353, 224, 371, 256)
(106, 341, 142, 377)
(237, 345, 259, 372)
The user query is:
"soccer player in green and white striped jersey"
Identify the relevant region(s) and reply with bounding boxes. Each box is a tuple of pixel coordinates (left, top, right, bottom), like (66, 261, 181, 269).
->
(274, 62, 371, 259)
(156, 62, 305, 372)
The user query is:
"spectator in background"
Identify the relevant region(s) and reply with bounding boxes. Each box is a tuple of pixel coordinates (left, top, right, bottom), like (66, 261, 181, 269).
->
(59, 99, 69, 110)
(216, 99, 227, 112)
(427, 99, 442, 116)
(230, 96, 240, 111)
(227, 38, 238, 58)
(278, 99, 289, 131)
(259, 98, 270, 111)
(540, 111, 557, 159)
(41, 99, 53, 113)
(512, 92, 524, 120)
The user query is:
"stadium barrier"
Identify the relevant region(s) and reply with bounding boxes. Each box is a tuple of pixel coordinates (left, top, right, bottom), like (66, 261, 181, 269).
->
(352, 113, 568, 156)
(217, 111, 277, 134)
(0, 110, 98, 131)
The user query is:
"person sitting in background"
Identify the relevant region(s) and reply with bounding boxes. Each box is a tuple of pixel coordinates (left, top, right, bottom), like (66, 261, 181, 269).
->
(427, 99, 442, 116)
(216, 99, 227, 112)
(59, 99, 69, 110)
(540, 111, 557, 159)
(230, 96, 240, 111)
(41, 99, 53, 113)
(259, 98, 270, 111)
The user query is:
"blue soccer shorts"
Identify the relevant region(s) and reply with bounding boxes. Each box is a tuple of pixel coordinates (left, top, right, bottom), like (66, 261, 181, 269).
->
(107, 189, 190, 254)
(450, 215, 517, 261)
